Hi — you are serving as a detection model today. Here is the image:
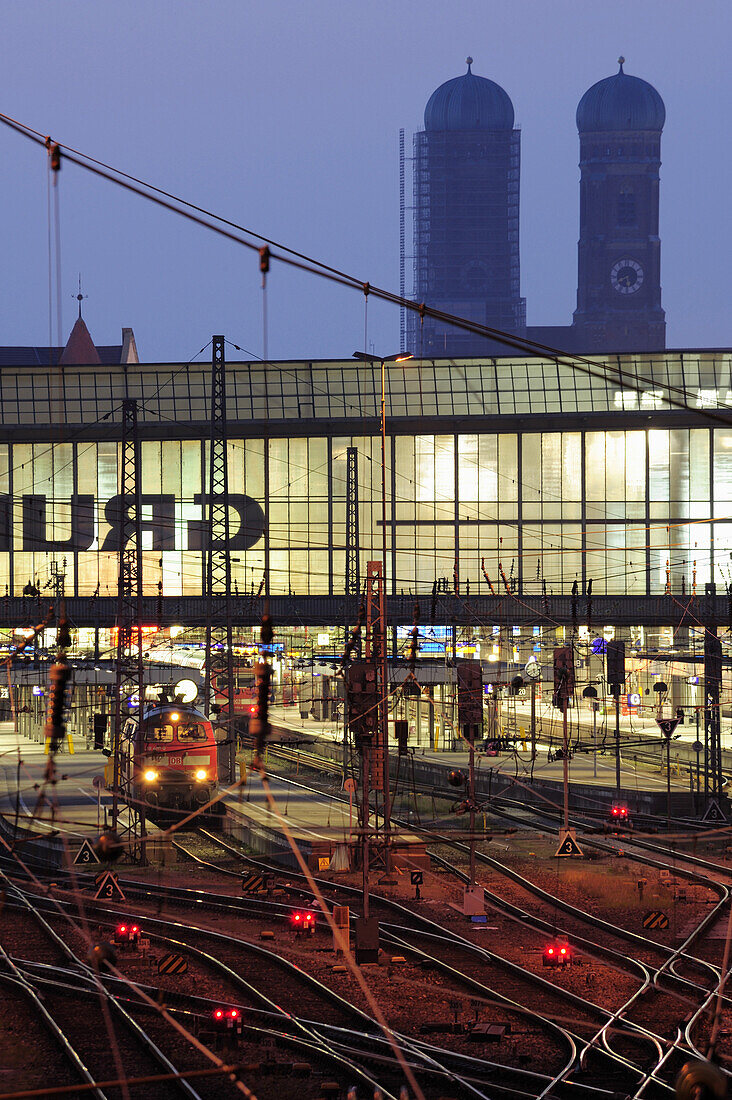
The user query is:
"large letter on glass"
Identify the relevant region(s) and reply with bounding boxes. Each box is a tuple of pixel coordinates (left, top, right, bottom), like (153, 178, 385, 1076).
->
(100, 494, 175, 551)
(22, 495, 94, 551)
(187, 494, 265, 550)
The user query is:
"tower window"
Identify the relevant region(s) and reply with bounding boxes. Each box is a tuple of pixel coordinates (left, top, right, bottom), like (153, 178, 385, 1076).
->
(617, 189, 636, 226)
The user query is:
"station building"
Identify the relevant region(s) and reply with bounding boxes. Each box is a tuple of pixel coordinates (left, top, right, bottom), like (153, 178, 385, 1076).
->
(0, 324, 730, 741)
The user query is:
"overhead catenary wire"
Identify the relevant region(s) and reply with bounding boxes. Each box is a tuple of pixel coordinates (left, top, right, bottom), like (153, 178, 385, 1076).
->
(2, 106, 732, 429)
(2, 113, 728, 1100)
(0, 109, 729, 615)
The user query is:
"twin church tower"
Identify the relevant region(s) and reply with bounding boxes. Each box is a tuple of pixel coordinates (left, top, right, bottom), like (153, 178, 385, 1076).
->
(405, 58, 666, 356)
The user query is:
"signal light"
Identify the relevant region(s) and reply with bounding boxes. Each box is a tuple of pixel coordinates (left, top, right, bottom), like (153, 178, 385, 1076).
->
(211, 1006, 243, 1038)
(114, 922, 140, 946)
(543, 941, 572, 968)
(291, 910, 316, 935)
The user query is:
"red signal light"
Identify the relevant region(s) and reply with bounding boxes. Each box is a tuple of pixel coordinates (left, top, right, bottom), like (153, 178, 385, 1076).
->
(228, 1009, 239, 1019)
(293, 912, 301, 922)
(546, 946, 554, 954)
(214, 1009, 224, 1019)
(131, 925, 139, 933)
(305, 912, 314, 922)
(560, 947, 567, 955)
(118, 924, 127, 933)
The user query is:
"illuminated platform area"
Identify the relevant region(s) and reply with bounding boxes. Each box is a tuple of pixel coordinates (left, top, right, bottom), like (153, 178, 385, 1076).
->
(0, 722, 164, 866)
(264, 709, 702, 818)
(0, 347, 729, 765)
(223, 773, 429, 872)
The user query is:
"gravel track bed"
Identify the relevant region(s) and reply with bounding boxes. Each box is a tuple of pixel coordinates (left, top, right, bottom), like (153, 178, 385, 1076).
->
(0, 979, 84, 1099)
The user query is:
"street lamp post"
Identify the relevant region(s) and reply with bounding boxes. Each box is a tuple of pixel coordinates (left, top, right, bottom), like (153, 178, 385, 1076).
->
(353, 351, 412, 870)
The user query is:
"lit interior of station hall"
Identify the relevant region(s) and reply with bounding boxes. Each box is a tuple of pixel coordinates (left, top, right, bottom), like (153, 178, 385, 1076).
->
(1, 343, 730, 753)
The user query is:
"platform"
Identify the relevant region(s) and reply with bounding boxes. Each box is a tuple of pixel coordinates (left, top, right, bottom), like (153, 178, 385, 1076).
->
(0, 721, 163, 867)
(223, 772, 429, 872)
(265, 706, 705, 817)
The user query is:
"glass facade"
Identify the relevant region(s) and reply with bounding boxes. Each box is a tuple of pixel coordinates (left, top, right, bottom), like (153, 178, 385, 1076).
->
(0, 350, 730, 425)
(1, 351, 730, 601)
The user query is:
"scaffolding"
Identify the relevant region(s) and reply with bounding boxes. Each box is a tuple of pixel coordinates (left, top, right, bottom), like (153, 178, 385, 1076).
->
(407, 126, 526, 356)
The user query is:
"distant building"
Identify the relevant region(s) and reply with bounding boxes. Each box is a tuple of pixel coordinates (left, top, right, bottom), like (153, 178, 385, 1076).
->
(0, 319, 138, 367)
(407, 59, 526, 357)
(404, 59, 666, 357)
(571, 58, 666, 352)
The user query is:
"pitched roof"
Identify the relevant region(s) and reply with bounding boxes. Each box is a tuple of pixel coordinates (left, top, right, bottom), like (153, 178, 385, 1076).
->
(0, 325, 138, 367)
(59, 316, 101, 365)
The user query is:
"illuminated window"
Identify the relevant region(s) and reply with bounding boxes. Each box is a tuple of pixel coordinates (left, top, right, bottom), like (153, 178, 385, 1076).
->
(178, 724, 206, 742)
(148, 725, 174, 743)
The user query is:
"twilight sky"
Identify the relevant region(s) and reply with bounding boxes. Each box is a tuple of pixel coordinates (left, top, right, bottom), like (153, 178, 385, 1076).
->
(1, 0, 729, 363)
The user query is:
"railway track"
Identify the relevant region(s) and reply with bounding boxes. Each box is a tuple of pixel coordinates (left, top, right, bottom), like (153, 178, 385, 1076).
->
(1, 857, 526, 1099)
(242, 762, 732, 1094)
(4, 743, 731, 1097)
(0, 868, 205, 1100)
(181, 829, 683, 1095)
(0, 837, 649, 1100)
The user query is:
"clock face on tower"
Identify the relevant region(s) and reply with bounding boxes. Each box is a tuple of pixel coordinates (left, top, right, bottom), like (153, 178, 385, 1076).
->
(610, 258, 644, 294)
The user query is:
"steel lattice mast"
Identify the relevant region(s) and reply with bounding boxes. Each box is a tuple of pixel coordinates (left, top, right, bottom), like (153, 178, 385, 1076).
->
(111, 399, 145, 852)
(204, 336, 235, 785)
(345, 447, 359, 599)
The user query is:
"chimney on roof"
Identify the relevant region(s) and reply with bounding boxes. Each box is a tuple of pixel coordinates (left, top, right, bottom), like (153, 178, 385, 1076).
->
(121, 327, 139, 364)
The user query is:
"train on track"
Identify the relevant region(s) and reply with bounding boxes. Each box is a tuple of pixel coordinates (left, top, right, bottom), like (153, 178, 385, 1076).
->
(120, 701, 219, 814)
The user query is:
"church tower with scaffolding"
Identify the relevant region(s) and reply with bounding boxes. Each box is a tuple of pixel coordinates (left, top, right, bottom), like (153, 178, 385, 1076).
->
(406, 59, 525, 357)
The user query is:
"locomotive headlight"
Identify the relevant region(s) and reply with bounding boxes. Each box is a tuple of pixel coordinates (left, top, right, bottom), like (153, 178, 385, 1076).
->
(143, 768, 158, 783)
(195, 768, 207, 781)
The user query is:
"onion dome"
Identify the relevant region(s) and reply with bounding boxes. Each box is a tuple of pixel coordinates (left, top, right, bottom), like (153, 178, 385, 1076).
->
(424, 57, 514, 131)
(577, 57, 665, 133)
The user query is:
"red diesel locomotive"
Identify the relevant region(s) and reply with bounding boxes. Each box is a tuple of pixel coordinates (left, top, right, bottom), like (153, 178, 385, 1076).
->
(121, 702, 218, 813)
